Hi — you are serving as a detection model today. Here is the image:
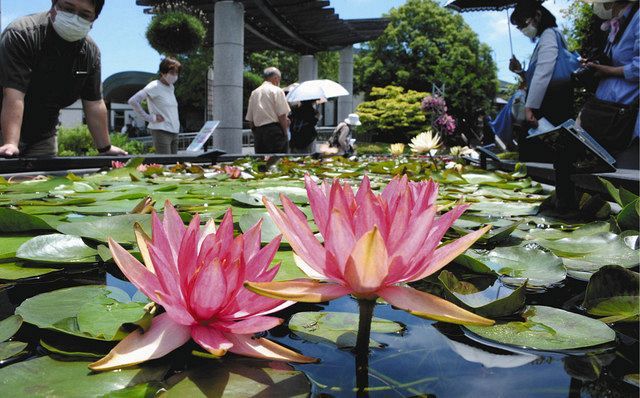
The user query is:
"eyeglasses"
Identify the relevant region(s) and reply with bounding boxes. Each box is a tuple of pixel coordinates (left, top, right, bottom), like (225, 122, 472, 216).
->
(56, 1, 96, 22)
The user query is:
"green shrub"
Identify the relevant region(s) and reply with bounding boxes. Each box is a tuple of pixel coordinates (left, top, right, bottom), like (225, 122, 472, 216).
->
(146, 11, 206, 55)
(356, 86, 427, 143)
(57, 125, 145, 157)
(355, 143, 389, 155)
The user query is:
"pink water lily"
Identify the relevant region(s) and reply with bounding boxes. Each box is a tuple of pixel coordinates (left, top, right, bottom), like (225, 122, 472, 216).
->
(90, 201, 315, 371)
(246, 175, 494, 326)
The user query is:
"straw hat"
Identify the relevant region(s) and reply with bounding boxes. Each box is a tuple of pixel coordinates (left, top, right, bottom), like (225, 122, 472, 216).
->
(345, 113, 362, 126)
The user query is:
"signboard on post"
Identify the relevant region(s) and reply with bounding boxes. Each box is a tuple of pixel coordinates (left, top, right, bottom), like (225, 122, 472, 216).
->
(186, 120, 220, 152)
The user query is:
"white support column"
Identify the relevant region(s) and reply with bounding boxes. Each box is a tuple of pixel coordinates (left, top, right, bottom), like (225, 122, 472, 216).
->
(211, 1, 244, 154)
(298, 54, 318, 82)
(338, 46, 354, 123)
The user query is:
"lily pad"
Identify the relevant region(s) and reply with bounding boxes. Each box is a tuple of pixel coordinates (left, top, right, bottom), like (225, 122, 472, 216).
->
(272, 251, 307, 281)
(163, 359, 310, 398)
(526, 221, 611, 241)
(0, 236, 34, 260)
(16, 285, 151, 341)
(232, 187, 308, 207)
(466, 305, 616, 351)
(0, 208, 53, 232)
(582, 265, 639, 323)
(56, 214, 152, 245)
(288, 311, 403, 348)
(0, 356, 167, 398)
(238, 211, 283, 244)
(16, 234, 99, 264)
(438, 271, 526, 318)
(0, 341, 28, 361)
(0, 315, 22, 343)
(456, 246, 566, 289)
(469, 202, 540, 217)
(0, 262, 61, 281)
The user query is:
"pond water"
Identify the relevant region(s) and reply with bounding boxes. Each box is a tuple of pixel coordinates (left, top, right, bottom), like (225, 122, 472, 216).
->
(0, 157, 637, 397)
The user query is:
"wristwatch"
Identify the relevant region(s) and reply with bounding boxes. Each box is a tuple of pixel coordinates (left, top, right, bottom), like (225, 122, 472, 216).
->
(97, 144, 112, 154)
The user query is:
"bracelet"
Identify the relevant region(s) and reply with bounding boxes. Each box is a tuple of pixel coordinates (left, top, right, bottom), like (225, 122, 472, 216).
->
(97, 144, 112, 153)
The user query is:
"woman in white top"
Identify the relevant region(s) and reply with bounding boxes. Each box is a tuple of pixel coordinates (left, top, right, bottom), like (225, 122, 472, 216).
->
(508, 0, 574, 128)
(128, 58, 181, 154)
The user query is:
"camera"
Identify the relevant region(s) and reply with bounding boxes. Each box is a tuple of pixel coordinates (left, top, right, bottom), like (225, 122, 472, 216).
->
(571, 53, 611, 93)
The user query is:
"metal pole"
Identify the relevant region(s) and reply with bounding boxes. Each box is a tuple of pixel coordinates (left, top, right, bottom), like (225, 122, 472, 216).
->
(506, 8, 514, 56)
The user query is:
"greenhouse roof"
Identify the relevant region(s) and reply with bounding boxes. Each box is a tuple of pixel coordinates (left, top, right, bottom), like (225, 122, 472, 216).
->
(135, 0, 389, 53)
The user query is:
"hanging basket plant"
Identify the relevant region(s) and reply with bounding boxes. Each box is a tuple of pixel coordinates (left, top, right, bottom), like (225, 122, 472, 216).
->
(146, 2, 208, 55)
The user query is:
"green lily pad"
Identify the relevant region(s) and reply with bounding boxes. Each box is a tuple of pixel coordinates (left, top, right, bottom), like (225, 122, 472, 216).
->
(0, 356, 167, 398)
(453, 221, 521, 245)
(0, 341, 28, 361)
(456, 246, 566, 289)
(617, 199, 640, 232)
(0, 315, 22, 342)
(272, 251, 307, 281)
(16, 285, 151, 341)
(39, 339, 104, 359)
(0, 236, 34, 260)
(163, 359, 310, 398)
(582, 265, 639, 323)
(526, 221, 611, 241)
(288, 311, 403, 348)
(232, 187, 308, 207)
(0, 262, 60, 281)
(469, 202, 540, 217)
(438, 271, 526, 318)
(16, 234, 99, 264)
(0, 208, 53, 232)
(466, 305, 616, 351)
(238, 211, 283, 244)
(56, 214, 152, 245)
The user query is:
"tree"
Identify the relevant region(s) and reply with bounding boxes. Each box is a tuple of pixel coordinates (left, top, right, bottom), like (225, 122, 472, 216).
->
(354, 0, 497, 121)
(245, 50, 339, 84)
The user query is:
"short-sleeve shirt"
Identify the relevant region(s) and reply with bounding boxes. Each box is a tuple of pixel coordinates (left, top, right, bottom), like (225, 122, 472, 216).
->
(245, 81, 290, 128)
(142, 80, 180, 134)
(0, 13, 102, 143)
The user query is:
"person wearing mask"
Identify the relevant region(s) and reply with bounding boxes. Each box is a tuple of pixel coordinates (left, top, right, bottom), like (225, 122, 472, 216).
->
(0, 0, 127, 158)
(245, 67, 290, 154)
(128, 58, 181, 154)
(508, 0, 576, 128)
(577, 0, 638, 168)
(288, 100, 319, 154)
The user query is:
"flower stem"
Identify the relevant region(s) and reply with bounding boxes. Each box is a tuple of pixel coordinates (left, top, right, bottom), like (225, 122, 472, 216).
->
(355, 298, 376, 397)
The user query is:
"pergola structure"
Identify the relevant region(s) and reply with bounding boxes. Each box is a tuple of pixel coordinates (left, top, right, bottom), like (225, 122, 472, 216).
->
(135, 0, 389, 154)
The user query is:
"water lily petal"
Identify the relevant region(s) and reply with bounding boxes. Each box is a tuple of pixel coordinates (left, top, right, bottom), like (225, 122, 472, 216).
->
(246, 235, 281, 279)
(89, 312, 191, 371)
(305, 174, 330, 235)
(191, 324, 233, 356)
(378, 285, 494, 326)
(242, 218, 263, 260)
(325, 209, 356, 273)
(245, 280, 350, 303)
(108, 239, 162, 301)
(353, 189, 387, 241)
(162, 200, 186, 260)
(178, 213, 200, 291)
(410, 225, 492, 281)
(218, 316, 283, 334)
(189, 258, 227, 320)
(226, 334, 317, 363)
(197, 218, 217, 250)
(133, 223, 154, 273)
(343, 227, 389, 293)
(293, 253, 328, 280)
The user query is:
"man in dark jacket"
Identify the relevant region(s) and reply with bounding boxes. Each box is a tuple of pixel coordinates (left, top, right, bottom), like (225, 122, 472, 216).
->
(0, 0, 127, 157)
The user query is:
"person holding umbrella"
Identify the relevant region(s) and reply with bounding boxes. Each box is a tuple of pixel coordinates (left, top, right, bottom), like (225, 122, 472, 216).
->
(508, 0, 577, 128)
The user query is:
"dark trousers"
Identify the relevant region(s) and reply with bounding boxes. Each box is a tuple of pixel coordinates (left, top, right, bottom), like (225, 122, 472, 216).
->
(253, 123, 287, 154)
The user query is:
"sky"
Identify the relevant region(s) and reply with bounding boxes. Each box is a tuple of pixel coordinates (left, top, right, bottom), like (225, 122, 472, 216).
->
(0, 0, 573, 84)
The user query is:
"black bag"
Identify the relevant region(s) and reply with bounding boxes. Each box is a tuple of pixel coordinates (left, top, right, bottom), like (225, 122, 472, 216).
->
(579, 97, 639, 152)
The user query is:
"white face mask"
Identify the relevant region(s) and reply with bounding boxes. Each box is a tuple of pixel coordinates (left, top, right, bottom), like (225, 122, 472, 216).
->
(593, 3, 614, 20)
(52, 9, 92, 42)
(163, 74, 178, 85)
(520, 23, 538, 39)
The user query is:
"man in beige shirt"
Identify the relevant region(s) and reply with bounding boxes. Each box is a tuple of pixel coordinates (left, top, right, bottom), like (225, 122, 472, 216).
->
(245, 67, 290, 153)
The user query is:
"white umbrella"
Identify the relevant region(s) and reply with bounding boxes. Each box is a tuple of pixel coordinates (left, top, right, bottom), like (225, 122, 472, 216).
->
(286, 79, 349, 103)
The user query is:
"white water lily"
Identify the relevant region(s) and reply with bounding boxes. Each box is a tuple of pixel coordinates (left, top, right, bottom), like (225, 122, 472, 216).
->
(449, 146, 476, 157)
(389, 143, 405, 156)
(409, 131, 442, 154)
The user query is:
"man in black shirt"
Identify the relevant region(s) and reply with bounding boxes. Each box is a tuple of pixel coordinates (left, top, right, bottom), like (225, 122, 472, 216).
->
(0, 0, 127, 157)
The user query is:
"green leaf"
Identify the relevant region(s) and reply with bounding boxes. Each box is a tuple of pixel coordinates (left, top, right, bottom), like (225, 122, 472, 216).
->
(468, 202, 540, 217)
(56, 214, 152, 245)
(288, 311, 403, 348)
(0, 235, 34, 260)
(163, 359, 309, 398)
(456, 247, 566, 289)
(0, 208, 53, 232)
(0, 341, 28, 361)
(16, 286, 149, 341)
(466, 305, 616, 351)
(39, 339, 104, 359)
(598, 177, 623, 206)
(0, 315, 22, 342)
(617, 199, 639, 232)
(232, 187, 308, 207)
(582, 265, 639, 323)
(272, 251, 307, 281)
(238, 211, 283, 244)
(0, 356, 167, 398)
(16, 234, 98, 264)
(526, 221, 610, 241)
(0, 262, 60, 281)
(438, 271, 526, 318)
